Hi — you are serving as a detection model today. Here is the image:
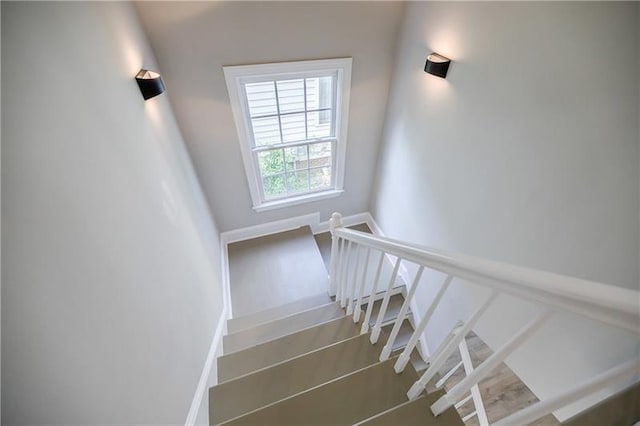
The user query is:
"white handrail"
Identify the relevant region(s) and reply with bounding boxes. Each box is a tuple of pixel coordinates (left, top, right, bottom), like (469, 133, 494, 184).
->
(407, 290, 499, 400)
(331, 227, 640, 335)
(326, 212, 640, 424)
(431, 309, 553, 416)
(433, 337, 489, 425)
(493, 358, 640, 426)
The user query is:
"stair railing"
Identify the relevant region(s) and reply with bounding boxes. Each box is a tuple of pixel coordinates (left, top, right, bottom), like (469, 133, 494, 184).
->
(435, 336, 489, 426)
(328, 212, 640, 424)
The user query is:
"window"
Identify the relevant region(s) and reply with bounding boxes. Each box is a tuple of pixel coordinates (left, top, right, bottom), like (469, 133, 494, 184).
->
(224, 58, 352, 212)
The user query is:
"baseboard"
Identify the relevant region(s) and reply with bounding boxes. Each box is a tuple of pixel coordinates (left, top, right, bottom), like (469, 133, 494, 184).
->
(220, 212, 322, 321)
(220, 211, 374, 243)
(363, 212, 383, 236)
(220, 212, 321, 245)
(220, 211, 372, 318)
(221, 240, 233, 320)
(185, 304, 228, 426)
(311, 212, 372, 234)
(366, 213, 432, 359)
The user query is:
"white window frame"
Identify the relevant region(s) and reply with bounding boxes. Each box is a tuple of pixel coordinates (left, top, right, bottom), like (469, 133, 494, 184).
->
(224, 58, 352, 212)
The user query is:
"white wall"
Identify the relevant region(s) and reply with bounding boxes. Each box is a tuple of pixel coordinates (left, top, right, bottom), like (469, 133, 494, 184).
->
(134, 1, 404, 232)
(0, 3, 3, 421)
(2, 2, 224, 424)
(372, 1, 639, 421)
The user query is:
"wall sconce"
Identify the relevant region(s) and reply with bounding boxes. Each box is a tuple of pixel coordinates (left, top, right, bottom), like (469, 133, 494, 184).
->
(424, 53, 451, 78)
(135, 69, 165, 100)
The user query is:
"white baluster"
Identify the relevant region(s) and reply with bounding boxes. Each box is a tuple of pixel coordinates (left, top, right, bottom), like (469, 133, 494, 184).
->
(407, 290, 499, 400)
(493, 358, 640, 426)
(395, 275, 453, 373)
(435, 361, 463, 389)
(328, 212, 343, 297)
(462, 412, 478, 422)
(361, 252, 385, 334)
(431, 308, 553, 416)
(335, 238, 345, 302)
(454, 394, 473, 409)
(458, 338, 489, 426)
(347, 245, 362, 315)
(380, 266, 425, 361)
(340, 240, 352, 308)
(370, 257, 402, 344)
(353, 247, 371, 323)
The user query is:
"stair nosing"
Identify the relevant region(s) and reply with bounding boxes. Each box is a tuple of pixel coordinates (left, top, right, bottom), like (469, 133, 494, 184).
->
(218, 314, 353, 359)
(222, 312, 352, 357)
(353, 394, 429, 426)
(218, 355, 405, 425)
(378, 310, 413, 328)
(222, 301, 412, 358)
(214, 333, 366, 385)
(224, 300, 341, 341)
(227, 293, 332, 333)
(227, 285, 406, 336)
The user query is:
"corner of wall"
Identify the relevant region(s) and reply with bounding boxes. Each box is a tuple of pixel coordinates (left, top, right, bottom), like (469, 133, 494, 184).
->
(365, 212, 432, 359)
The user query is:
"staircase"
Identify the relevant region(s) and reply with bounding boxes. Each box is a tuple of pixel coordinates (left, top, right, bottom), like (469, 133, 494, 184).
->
(210, 291, 464, 425)
(210, 213, 640, 425)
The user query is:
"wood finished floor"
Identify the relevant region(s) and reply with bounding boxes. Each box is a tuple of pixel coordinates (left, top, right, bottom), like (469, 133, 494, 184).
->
(437, 331, 559, 426)
(228, 226, 328, 318)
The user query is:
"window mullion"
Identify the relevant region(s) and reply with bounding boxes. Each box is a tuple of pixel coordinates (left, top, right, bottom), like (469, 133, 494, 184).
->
(251, 137, 337, 152)
(273, 81, 284, 145)
(225, 59, 351, 206)
(331, 75, 338, 137)
(250, 107, 331, 121)
(303, 78, 308, 141)
(306, 144, 311, 190)
(281, 148, 288, 193)
(331, 139, 337, 187)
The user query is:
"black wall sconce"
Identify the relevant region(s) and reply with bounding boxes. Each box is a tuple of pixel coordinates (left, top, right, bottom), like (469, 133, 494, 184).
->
(135, 69, 165, 100)
(424, 53, 451, 78)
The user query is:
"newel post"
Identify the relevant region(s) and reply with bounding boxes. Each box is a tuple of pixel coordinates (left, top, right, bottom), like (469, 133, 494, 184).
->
(328, 212, 343, 297)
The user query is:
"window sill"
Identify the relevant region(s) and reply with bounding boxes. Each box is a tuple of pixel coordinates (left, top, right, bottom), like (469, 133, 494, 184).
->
(253, 189, 344, 212)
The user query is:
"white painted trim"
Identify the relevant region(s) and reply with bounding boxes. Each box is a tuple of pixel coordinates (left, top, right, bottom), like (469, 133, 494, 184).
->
(221, 239, 233, 320)
(366, 213, 432, 358)
(364, 212, 384, 236)
(220, 212, 321, 321)
(220, 212, 320, 245)
(311, 211, 372, 234)
(184, 304, 228, 426)
(334, 226, 640, 335)
(223, 58, 352, 211)
(253, 190, 343, 212)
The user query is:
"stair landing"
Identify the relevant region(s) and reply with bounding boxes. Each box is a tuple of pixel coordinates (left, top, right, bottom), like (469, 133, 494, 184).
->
(228, 226, 328, 318)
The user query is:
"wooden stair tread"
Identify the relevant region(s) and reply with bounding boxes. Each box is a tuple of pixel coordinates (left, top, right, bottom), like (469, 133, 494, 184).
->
(226, 292, 332, 334)
(223, 302, 344, 354)
(217, 316, 359, 383)
(221, 356, 418, 425)
(356, 392, 464, 426)
(210, 333, 384, 424)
